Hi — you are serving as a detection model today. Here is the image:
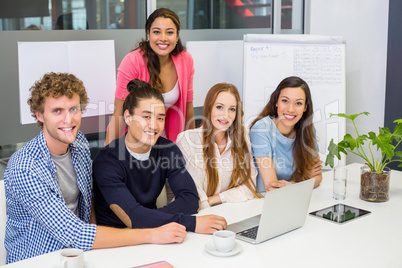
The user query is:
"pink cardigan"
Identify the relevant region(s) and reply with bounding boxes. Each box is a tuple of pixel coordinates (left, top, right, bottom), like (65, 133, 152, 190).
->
(114, 49, 194, 143)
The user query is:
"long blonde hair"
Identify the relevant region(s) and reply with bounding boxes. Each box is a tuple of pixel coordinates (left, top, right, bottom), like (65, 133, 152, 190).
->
(201, 83, 261, 198)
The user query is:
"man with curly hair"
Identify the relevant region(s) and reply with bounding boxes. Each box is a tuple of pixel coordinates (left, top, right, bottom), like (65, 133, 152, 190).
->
(4, 72, 187, 264)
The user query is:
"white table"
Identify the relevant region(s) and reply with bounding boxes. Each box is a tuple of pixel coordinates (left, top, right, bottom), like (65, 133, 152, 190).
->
(4, 163, 402, 268)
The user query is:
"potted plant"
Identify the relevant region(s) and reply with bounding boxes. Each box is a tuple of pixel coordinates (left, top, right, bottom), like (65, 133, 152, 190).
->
(325, 112, 402, 202)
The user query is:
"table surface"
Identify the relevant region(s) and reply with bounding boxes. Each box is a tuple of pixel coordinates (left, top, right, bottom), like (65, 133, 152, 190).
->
(4, 163, 402, 268)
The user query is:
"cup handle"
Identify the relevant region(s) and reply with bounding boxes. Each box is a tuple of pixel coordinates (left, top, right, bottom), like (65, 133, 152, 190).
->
(61, 259, 69, 268)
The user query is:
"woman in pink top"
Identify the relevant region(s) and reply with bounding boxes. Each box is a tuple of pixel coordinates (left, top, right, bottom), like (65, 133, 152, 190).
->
(105, 8, 195, 144)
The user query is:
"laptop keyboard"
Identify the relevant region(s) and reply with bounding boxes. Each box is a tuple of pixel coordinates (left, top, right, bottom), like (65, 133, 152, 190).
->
(238, 226, 259, 239)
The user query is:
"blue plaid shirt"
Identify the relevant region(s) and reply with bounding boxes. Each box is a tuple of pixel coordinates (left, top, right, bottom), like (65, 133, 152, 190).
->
(4, 131, 97, 264)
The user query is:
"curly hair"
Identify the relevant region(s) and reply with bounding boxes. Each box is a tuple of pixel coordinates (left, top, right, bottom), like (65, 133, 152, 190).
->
(27, 72, 89, 128)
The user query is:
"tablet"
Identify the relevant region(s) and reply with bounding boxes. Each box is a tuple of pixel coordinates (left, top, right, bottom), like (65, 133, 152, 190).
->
(309, 204, 371, 224)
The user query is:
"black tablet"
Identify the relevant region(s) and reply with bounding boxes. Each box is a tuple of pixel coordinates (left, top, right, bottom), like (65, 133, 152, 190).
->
(309, 204, 371, 224)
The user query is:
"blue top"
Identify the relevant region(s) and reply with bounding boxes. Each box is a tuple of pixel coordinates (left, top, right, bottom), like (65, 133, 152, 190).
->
(4, 131, 96, 264)
(93, 136, 199, 232)
(249, 116, 318, 192)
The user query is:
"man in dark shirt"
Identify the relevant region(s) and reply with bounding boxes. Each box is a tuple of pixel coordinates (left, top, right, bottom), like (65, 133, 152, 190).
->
(4, 73, 190, 263)
(93, 79, 227, 234)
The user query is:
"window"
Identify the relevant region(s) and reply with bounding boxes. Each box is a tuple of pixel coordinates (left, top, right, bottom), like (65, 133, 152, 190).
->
(0, 0, 303, 33)
(156, 0, 303, 32)
(0, 0, 146, 30)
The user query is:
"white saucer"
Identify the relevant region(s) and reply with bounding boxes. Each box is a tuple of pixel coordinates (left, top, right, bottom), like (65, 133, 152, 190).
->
(204, 241, 242, 257)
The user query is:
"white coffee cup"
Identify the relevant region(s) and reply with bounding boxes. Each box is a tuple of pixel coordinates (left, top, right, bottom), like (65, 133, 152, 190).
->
(213, 230, 236, 253)
(59, 248, 84, 268)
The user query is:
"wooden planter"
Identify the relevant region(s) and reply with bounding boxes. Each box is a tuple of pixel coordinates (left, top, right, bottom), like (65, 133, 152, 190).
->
(360, 166, 390, 202)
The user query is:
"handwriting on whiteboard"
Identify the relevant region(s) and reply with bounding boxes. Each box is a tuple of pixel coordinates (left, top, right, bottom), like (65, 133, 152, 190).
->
(294, 45, 342, 86)
(248, 44, 342, 86)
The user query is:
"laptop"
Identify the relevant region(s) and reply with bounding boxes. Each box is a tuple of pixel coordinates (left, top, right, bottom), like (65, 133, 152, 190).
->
(226, 179, 314, 244)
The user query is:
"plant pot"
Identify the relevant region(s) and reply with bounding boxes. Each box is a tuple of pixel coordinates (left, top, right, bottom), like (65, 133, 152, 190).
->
(360, 166, 390, 202)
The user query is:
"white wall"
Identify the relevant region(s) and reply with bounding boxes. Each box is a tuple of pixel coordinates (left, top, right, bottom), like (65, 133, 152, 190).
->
(306, 0, 389, 165)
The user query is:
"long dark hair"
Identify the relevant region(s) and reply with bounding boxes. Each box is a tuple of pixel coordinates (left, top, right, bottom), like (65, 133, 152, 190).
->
(122, 79, 164, 116)
(250, 76, 316, 182)
(136, 8, 185, 91)
(201, 83, 260, 198)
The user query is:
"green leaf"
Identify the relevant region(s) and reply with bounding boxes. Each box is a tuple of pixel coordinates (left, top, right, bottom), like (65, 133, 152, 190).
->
(325, 139, 348, 168)
(369, 131, 394, 158)
(327, 113, 401, 171)
(338, 140, 349, 148)
(330, 139, 348, 157)
(356, 134, 368, 145)
(345, 210, 356, 221)
(392, 122, 402, 142)
(343, 134, 358, 150)
(394, 151, 402, 164)
(379, 127, 391, 135)
(325, 154, 334, 168)
(342, 133, 367, 150)
(329, 112, 370, 121)
(323, 211, 332, 220)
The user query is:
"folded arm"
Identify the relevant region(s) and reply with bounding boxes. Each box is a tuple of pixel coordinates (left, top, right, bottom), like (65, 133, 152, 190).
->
(157, 147, 200, 215)
(92, 223, 187, 248)
(93, 161, 197, 231)
(308, 156, 323, 188)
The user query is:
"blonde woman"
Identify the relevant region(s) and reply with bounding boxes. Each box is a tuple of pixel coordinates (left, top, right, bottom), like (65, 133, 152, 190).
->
(177, 83, 260, 209)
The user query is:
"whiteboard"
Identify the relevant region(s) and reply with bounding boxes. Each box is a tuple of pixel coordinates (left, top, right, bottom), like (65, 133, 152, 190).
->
(18, 40, 116, 125)
(186, 40, 243, 107)
(242, 34, 346, 166)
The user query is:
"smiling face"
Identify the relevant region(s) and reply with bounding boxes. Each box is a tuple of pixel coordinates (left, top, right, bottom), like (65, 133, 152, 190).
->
(275, 87, 307, 135)
(36, 94, 82, 155)
(124, 98, 166, 153)
(210, 91, 237, 134)
(147, 17, 179, 59)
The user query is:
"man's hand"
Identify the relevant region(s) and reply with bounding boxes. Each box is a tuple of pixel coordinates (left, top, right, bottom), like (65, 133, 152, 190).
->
(150, 222, 187, 244)
(195, 215, 227, 234)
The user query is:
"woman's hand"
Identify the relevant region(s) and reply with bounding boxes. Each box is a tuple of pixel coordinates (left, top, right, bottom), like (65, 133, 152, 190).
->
(307, 157, 323, 179)
(265, 180, 294, 191)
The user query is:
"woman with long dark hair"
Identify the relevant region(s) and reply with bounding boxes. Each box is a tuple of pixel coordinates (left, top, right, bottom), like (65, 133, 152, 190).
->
(177, 83, 260, 209)
(249, 76, 322, 192)
(105, 8, 195, 144)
